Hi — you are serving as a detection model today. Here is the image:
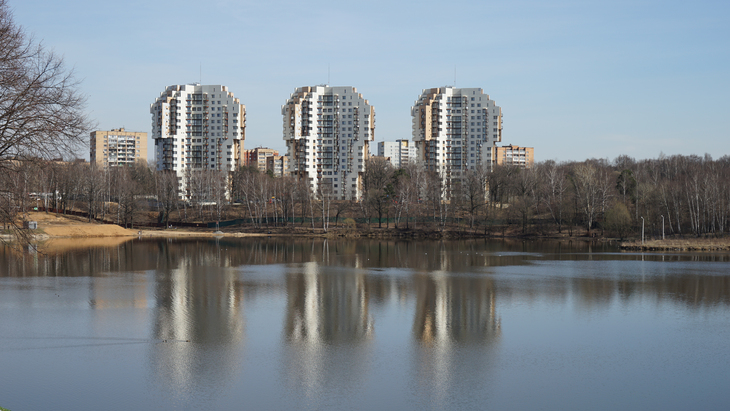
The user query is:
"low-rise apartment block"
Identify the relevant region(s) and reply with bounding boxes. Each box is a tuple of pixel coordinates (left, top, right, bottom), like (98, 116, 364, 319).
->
(377, 139, 416, 168)
(243, 147, 279, 173)
(90, 128, 147, 168)
(493, 144, 534, 168)
(266, 155, 288, 177)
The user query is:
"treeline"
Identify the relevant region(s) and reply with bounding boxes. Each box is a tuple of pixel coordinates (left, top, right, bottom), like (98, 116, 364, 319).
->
(2, 153, 730, 238)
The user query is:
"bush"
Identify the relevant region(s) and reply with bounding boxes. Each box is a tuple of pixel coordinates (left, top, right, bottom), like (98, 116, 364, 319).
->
(605, 203, 632, 240)
(343, 218, 357, 234)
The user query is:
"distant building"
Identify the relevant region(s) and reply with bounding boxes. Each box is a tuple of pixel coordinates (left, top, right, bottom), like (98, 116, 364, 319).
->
(492, 144, 534, 168)
(243, 147, 279, 173)
(90, 128, 147, 168)
(411, 87, 502, 196)
(377, 139, 416, 168)
(150, 83, 246, 186)
(266, 155, 288, 177)
(283, 85, 374, 200)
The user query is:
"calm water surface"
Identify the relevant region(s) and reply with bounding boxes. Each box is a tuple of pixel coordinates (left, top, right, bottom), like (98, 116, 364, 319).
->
(1, 238, 729, 410)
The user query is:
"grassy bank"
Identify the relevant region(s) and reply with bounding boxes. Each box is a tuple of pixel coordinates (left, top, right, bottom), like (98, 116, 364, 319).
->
(620, 238, 730, 251)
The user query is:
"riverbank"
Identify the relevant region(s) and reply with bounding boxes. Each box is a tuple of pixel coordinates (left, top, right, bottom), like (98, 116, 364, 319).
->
(4, 212, 730, 252)
(620, 238, 730, 251)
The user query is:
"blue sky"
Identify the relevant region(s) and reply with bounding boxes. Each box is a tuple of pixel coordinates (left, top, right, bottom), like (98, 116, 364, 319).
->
(11, 0, 730, 162)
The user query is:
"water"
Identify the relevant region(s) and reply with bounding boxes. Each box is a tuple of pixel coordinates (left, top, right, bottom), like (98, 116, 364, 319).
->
(1, 238, 729, 410)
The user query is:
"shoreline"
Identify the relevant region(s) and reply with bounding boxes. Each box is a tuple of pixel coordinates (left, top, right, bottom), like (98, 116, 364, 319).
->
(4, 212, 730, 251)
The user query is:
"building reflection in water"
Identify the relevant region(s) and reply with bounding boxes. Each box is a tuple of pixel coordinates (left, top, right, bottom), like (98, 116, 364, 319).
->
(10, 237, 730, 405)
(283, 254, 374, 401)
(148, 241, 246, 398)
(412, 271, 501, 407)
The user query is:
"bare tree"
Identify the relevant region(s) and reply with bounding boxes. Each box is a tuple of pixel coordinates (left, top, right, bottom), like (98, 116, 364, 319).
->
(155, 170, 179, 226)
(82, 163, 104, 221)
(571, 162, 600, 235)
(540, 161, 568, 233)
(392, 162, 422, 229)
(0, 0, 91, 163)
(0, 0, 92, 242)
(461, 167, 489, 229)
(362, 157, 394, 228)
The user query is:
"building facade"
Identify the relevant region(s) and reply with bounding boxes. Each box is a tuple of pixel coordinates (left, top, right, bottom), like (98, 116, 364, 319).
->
(243, 147, 279, 173)
(377, 139, 416, 168)
(266, 155, 288, 178)
(282, 85, 374, 200)
(150, 83, 246, 191)
(492, 144, 534, 168)
(90, 128, 147, 168)
(411, 87, 502, 194)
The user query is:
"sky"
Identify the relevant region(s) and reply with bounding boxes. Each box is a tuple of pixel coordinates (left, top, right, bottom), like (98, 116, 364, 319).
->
(10, 0, 730, 163)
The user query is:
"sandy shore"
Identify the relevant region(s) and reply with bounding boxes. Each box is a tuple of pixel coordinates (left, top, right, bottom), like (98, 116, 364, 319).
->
(6, 212, 313, 242)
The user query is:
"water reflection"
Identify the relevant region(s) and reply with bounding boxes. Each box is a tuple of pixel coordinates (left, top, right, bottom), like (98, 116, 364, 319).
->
(413, 273, 500, 344)
(283, 262, 374, 401)
(285, 263, 373, 344)
(148, 245, 246, 398)
(412, 272, 501, 407)
(3, 238, 730, 409)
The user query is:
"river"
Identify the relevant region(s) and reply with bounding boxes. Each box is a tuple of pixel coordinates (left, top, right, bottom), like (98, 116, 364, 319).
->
(1, 238, 729, 410)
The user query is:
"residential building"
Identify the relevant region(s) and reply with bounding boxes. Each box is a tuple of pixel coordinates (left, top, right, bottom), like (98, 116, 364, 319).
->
(266, 155, 288, 178)
(377, 139, 416, 168)
(493, 144, 534, 168)
(243, 147, 279, 173)
(411, 87, 502, 195)
(90, 128, 147, 167)
(150, 83, 246, 193)
(282, 85, 374, 200)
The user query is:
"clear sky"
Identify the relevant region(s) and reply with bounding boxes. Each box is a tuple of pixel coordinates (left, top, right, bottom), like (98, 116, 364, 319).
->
(11, 0, 730, 163)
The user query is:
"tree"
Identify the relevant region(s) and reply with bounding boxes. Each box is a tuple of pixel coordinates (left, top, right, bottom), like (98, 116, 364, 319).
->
(605, 202, 632, 240)
(461, 167, 489, 229)
(155, 170, 179, 226)
(540, 161, 568, 233)
(0, 0, 92, 241)
(571, 162, 600, 235)
(362, 157, 394, 228)
(0, 0, 91, 163)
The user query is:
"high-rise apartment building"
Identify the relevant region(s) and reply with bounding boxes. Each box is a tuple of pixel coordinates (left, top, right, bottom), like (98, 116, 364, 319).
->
(150, 84, 246, 183)
(283, 85, 374, 200)
(412, 87, 502, 193)
(90, 128, 147, 167)
(377, 139, 416, 168)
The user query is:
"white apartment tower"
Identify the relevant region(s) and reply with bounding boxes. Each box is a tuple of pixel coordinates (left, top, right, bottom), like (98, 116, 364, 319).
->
(150, 84, 245, 189)
(283, 85, 375, 200)
(377, 139, 416, 169)
(412, 87, 502, 192)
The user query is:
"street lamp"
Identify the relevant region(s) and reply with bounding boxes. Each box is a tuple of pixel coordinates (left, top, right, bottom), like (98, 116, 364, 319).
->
(640, 216, 645, 245)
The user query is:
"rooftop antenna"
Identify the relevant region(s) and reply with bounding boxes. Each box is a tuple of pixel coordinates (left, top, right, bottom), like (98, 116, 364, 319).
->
(454, 66, 457, 87)
(199, 62, 202, 84)
(328, 64, 330, 86)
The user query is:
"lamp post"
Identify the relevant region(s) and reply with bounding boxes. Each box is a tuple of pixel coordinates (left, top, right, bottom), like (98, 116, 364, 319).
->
(640, 216, 645, 245)
(661, 215, 665, 240)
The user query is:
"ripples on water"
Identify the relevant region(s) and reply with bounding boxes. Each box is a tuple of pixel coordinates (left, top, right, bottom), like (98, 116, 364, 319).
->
(1, 238, 729, 410)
